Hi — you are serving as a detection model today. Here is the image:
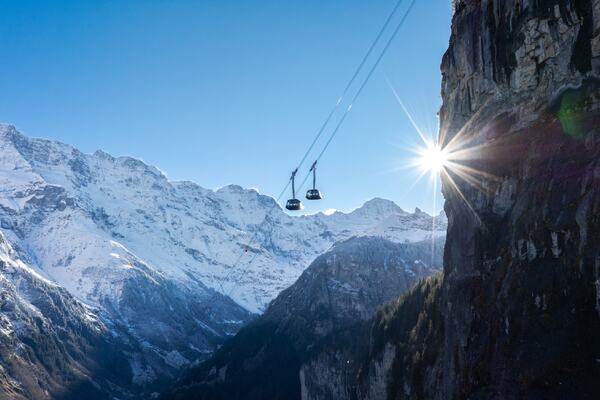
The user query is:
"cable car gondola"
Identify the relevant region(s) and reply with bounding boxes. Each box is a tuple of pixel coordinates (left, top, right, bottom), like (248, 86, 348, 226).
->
(286, 169, 304, 211)
(306, 160, 323, 200)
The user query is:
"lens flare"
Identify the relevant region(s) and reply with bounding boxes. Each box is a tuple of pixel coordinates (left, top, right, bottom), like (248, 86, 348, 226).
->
(387, 80, 496, 229)
(418, 141, 449, 173)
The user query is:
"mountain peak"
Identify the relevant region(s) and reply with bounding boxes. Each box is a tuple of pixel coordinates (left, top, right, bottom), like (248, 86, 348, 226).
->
(114, 155, 167, 179)
(355, 197, 404, 215)
(0, 123, 23, 143)
(93, 149, 114, 160)
(216, 184, 246, 194)
(0, 123, 17, 134)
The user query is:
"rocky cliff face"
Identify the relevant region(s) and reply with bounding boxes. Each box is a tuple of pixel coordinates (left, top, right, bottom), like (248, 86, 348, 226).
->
(164, 237, 443, 400)
(300, 1, 600, 399)
(436, 0, 600, 397)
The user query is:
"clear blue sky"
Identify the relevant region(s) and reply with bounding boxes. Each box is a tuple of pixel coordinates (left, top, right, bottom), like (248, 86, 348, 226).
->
(0, 0, 452, 215)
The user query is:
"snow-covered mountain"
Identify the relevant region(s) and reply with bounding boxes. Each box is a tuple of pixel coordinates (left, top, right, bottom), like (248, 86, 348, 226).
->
(0, 123, 446, 314)
(0, 123, 446, 394)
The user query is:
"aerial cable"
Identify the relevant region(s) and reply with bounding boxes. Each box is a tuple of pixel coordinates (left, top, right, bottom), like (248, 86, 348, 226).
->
(293, 0, 407, 174)
(298, 0, 417, 193)
(315, 0, 417, 163)
(219, 0, 417, 298)
(310, 161, 317, 190)
(291, 169, 297, 198)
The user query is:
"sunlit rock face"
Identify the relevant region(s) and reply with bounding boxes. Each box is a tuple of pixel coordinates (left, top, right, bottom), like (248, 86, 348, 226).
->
(298, 1, 600, 399)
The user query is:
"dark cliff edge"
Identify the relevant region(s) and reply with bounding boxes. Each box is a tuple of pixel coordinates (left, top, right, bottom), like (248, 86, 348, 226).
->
(162, 237, 444, 400)
(299, 1, 600, 399)
(432, 1, 600, 397)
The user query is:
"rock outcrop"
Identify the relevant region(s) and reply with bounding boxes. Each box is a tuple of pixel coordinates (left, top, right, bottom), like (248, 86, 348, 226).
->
(433, 1, 600, 397)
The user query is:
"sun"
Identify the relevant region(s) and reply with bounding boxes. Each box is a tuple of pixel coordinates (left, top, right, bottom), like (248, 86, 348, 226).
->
(388, 80, 492, 223)
(418, 141, 449, 173)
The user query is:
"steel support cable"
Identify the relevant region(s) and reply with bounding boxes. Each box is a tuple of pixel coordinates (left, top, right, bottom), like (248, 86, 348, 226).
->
(297, 0, 417, 193)
(294, 0, 407, 172)
(219, 0, 416, 299)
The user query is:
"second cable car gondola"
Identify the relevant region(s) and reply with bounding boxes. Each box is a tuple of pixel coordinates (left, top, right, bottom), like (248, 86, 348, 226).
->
(286, 169, 304, 211)
(306, 161, 323, 200)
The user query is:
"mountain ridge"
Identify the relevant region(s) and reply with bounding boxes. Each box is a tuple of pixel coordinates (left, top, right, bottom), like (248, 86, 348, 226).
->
(0, 123, 447, 395)
(0, 123, 447, 313)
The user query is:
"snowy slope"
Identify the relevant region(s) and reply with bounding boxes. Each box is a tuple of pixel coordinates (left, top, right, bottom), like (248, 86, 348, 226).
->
(0, 123, 446, 314)
(0, 229, 138, 399)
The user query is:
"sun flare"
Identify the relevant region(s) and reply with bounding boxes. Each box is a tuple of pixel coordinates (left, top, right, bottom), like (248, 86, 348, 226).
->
(388, 80, 491, 223)
(418, 142, 449, 174)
